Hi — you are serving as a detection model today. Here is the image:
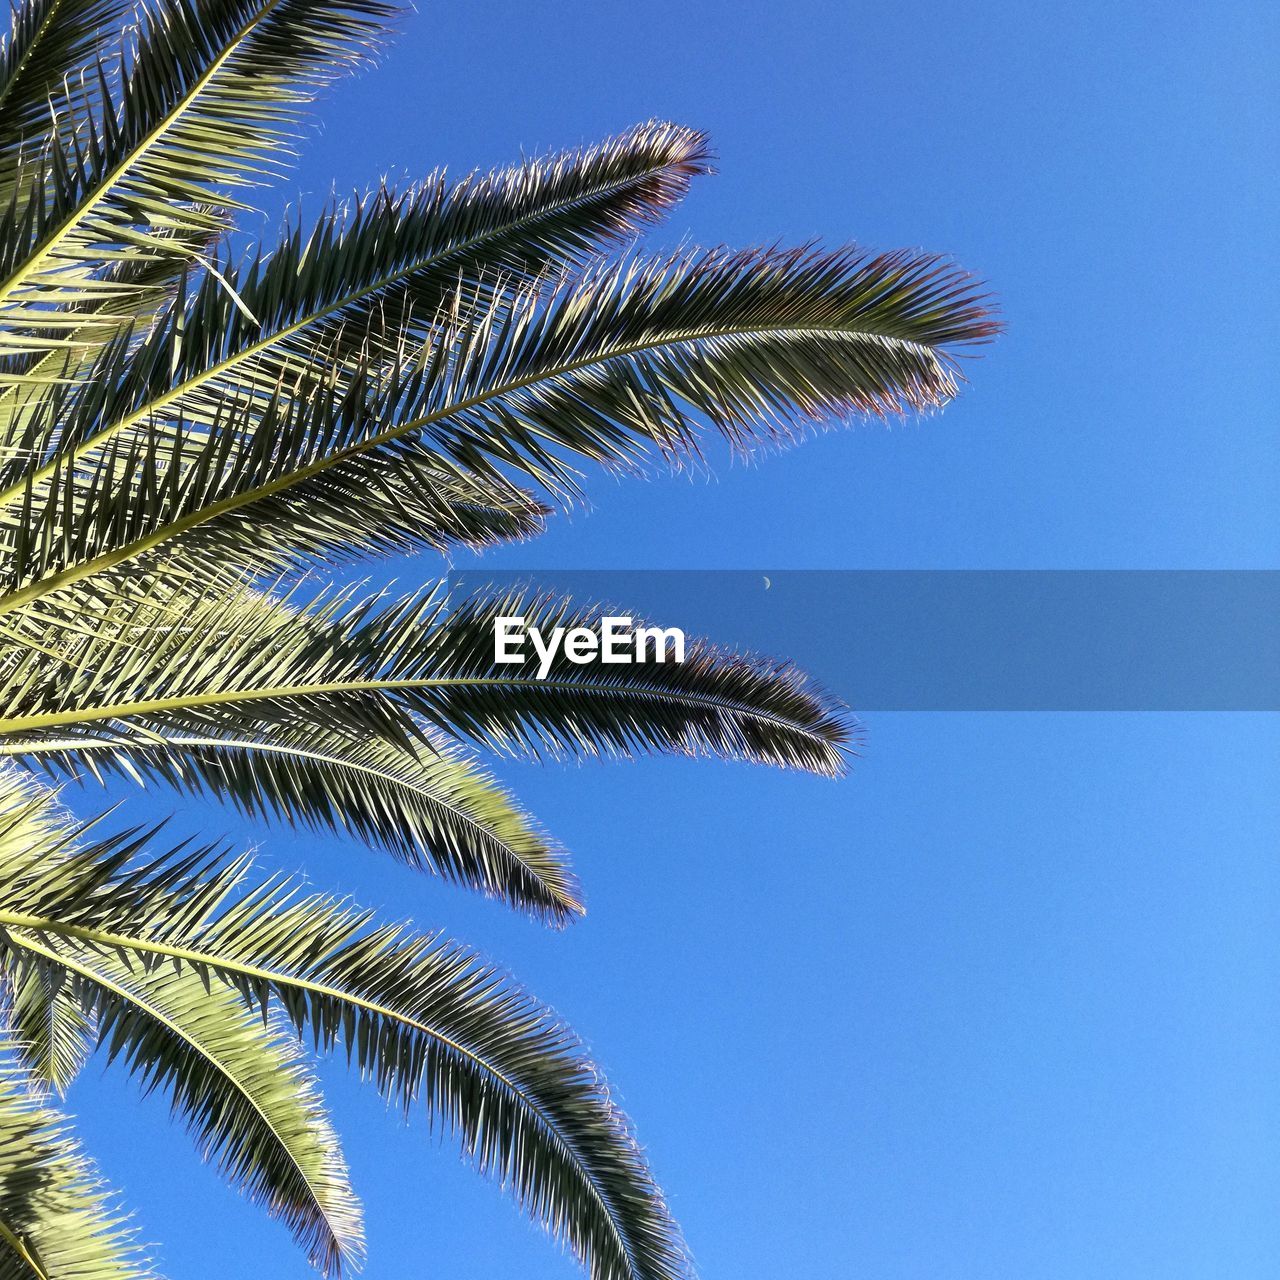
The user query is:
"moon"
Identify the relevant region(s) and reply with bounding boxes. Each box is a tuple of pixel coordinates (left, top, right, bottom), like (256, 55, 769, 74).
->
(762, 575, 772, 590)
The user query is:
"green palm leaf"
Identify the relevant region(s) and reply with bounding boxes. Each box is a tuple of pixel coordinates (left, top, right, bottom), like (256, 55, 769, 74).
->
(403, 587, 856, 773)
(0, 770, 362, 1274)
(31, 945, 362, 1275)
(0, 0, 997, 1270)
(2, 963, 95, 1094)
(0, 372, 550, 577)
(0, 1039, 154, 1280)
(0, 216, 233, 444)
(0, 120, 708, 471)
(11, 724, 583, 922)
(0, 0, 132, 199)
(0, 575, 851, 776)
(0, 0, 396, 346)
(0, 243, 993, 603)
(0, 778, 685, 1280)
(1, 575, 584, 917)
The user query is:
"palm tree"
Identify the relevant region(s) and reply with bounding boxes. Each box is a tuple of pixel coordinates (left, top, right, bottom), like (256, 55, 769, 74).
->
(0, 0, 996, 1276)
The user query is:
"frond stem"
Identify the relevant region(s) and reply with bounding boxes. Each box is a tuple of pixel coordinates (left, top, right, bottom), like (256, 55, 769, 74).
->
(0, 1218, 49, 1280)
(0, 675, 813, 739)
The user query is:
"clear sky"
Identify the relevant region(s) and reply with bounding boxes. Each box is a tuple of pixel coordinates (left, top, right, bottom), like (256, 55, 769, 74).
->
(66, 1, 1278, 1277)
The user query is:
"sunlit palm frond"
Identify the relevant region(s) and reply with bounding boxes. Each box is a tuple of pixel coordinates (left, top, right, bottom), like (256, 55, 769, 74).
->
(0, 242, 994, 602)
(0, 214, 233, 440)
(0, 778, 685, 1280)
(0, 574, 852, 777)
(0, 769, 362, 1275)
(405, 587, 856, 773)
(0, 1039, 154, 1280)
(62, 121, 712, 438)
(13, 723, 584, 922)
(0, 0, 998, 1269)
(0, 575, 584, 917)
(0, 118, 709, 504)
(0, 0, 397, 349)
(0, 375, 549, 577)
(56, 953, 362, 1275)
(2, 963, 95, 1094)
(0, 0, 132, 197)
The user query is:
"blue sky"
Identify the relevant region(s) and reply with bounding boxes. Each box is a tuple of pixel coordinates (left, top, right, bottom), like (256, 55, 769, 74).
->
(66, 1, 1278, 1277)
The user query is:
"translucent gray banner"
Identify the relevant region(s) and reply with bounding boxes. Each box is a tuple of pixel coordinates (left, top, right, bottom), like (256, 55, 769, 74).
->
(445, 570, 1280, 711)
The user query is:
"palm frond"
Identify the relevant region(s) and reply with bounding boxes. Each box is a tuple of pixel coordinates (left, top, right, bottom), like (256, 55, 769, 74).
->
(0, 1038, 155, 1280)
(38, 947, 362, 1275)
(0, 572, 583, 917)
(0, 574, 853, 777)
(176, 453, 552, 565)
(0, 573, 437, 743)
(404, 587, 857, 773)
(0, 353, 551, 588)
(0, 0, 132, 197)
(0, 769, 363, 1275)
(32, 121, 711, 453)
(0, 803, 687, 1280)
(0, 215, 233, 437)
(0, 0, 397, 347)
(0, 0, 1000, 1270)
(0, 120, 709, 542)
(0, 243, 995, 601)
(13, 723, 583, 922)
(2, 963, 95, 1094)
